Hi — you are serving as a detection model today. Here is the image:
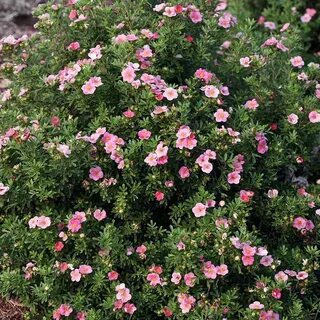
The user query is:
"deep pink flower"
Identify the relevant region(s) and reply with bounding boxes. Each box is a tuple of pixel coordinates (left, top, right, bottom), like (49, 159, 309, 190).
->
(155, 191, 165, 201)
(293, 216, 306, 230)
(108, 271, 119, 281)
(272, 288, 282, 299)
(138, 129, 151, 140)
(179, 166, 190, 179)
(189, 10, 202, 23)
(147, 273, 161, 286)
(67, 217, 82, 233)
(242, 255, 254, 266)
(67, 41, 80, 51)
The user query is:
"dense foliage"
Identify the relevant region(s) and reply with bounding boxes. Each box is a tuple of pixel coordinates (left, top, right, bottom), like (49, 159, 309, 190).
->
(0, 0, 319, 319)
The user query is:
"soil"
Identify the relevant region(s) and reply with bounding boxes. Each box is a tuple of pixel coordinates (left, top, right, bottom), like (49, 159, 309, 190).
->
(0, 298, 24, 320)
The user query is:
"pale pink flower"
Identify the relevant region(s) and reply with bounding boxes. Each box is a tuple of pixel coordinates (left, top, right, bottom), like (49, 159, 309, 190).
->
(123, 303, 136, 315)
(260, 255, 273, 267)
(71, 268, 82, 282)
(194, 68, 213, 83)
(122, 66, 136, 83)
(192, 203, 207, 217)
(280, 23, 290, 32)
(296, 271, 308, 280)
(308, 111, 320, 123)
(82, 81, 96, 94)
(301, 13, 312, 23)
(244, 99, 259, 110)
(249, 301, 264, 310)
(287, 113, 299, 124)
(214, 108, 229, 122)
(275, 271, 288, 282)
(37, 215, 51, 229)
(88, 45, 102, 60)
(93, 209, 107, 221)
(218, 12, 236, 29)
(290, 56, 304, 68)
(138, 129, 151, 140)
(123, 109, 135, 118)
(176, 241, 185, 251)
(267, 189, 278, 198)
(136, 245, 147, 255)
(155, 141, 168, 158)
(227, 171, 241, 184)
(89, 76, 103, 87)
(28, 216, 38, 229)
(240, 57, 251, 67)
(171, 272, 182, 284)
(57, 144, 71, 157)
(178, 294, 196, 314)
(0, 183, 9, 196)
(140, 45, 153, 58)
(163, 6, 177, 17)
(144, 152, 158, 166)
(147, 273, 161, 286)
(163, 87, 178, 101)
(184, 272, 196, 287)
(89, 166, 104, 181)
(79, 265, 93, 275)
(114, 34, 127, 44)
(216, 264, 229, 276)
(203, 85, 219, 98)
(264, 21, 276, 30)
(116, 283, 132, 303)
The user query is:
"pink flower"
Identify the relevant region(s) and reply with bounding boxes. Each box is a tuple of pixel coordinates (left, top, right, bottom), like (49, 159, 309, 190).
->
(189, 10, 202, 23)
(242, 244, 256, 256)
(123, 109, 135, 118)
(76, 312, 86, 320)
(155, 191, 165, 201)
(67, 217, 82, 233)
(218, 12, 236, 29)
(37, 215, 51, 229)
(163, 87, 178, 101)
(123, 303, 137, 315)
(227, 171, 241, 184)
(67, 41, 80, 51)
(89, 166, 104, 181)
(28, 216, 38, 229)
(71, 268, 82, 282)
(155, 141, 168, 158)
(192, 203, 207, 217)
(54, 241, 64, 252)
(290, 56, 304, 68)
(308, 111, 320, 123)
(116, 283, 132, 303)
(108, 271, 119, 281)
(287, 113, 299, 124)
(194, 68, 213, 83)
(202, 261, 217, 279)
(260, 255, 273, 267)
(163, 6, 177, 17)
(82, 81, 96, 94)
(144, 153, 158, 166)
(244, 99, 259, 110)
(214, 108, 229, 122)
(79, 265, 93, 275)
(249, 301, 264, 310)
(267, 189, 278, 198)
(216, 264, 229, 276)
(93, 209, 107, 221)
(272, 289, 282, 299)
(296, 271, 308, 280)
(136, 245, 147, 255)
(58, 304, 73, 316)
(264, 21, 276, 30)
(184, 272, 196, 287)
(242, 255, 254, 266)
(176, 241, 185, 251)
(240, 57, 251, 67)
(275, 271, 288, 282)
(147, 273, 161, 286)
(171, 272, 182, 284)
(178, 294, 196, 314)
(138, 129, 151, 140)
(203, 85, 219, 98)
(293, 216, 306, 230)
(179, 166, 190, 179)
(240, 190, 254, 203)
(122, 66, 136, 83)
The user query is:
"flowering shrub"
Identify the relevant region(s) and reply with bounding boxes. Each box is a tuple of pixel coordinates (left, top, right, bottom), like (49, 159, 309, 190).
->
(0, 0, 319, 319)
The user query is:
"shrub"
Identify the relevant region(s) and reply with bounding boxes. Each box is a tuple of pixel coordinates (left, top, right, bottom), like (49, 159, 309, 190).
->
(0, 0, 319, 319)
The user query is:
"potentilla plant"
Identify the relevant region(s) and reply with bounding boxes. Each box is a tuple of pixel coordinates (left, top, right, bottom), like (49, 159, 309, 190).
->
(0, 0, 319, 319)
